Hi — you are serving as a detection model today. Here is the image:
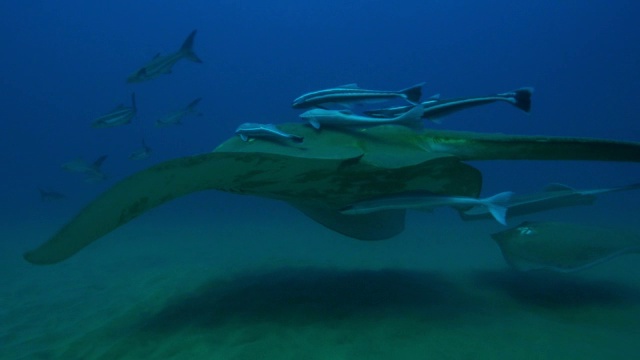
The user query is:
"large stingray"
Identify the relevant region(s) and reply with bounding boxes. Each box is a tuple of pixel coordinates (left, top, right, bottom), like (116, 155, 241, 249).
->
(492, 221, 640, 272)
(24, 124, 640, 265)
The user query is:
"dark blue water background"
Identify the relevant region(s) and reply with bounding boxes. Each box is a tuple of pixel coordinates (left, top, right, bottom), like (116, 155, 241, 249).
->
(2, 0, 640, 223)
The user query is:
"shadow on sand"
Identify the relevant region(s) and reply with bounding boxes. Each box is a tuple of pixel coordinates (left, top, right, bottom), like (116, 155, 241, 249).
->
(134, 267, 640, 334)
(473, 269, 640, 308)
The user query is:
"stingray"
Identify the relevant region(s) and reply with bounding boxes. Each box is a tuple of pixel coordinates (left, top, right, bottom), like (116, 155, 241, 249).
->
(23, 124, 640, 265)
(492, 221, 640, 272)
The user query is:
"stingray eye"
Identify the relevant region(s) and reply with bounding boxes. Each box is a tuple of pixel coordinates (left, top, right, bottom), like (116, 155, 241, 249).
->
(516, 226, 535, 236)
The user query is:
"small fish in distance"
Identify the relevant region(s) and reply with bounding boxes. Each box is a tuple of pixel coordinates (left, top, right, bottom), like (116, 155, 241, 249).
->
(92, 93, 137, 128)
(127, 30, 203, 83)
(155, 98, 202, 127)
(129, 139, 152, 160)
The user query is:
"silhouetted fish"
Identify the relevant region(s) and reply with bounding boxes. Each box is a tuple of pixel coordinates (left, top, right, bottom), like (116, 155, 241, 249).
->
(91, 93, 137, 128)
(129, 139, 152, 160)
(62, 155, 108, 183)
(155, 98, 202, 127)
(39, 188, 66, 201)
(127, 30, 202, 83)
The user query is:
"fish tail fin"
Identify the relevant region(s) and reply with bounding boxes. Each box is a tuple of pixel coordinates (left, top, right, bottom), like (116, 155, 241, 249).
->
(180, 30, 203, 63)
(481, 191, 514, 225)
(401, 82, 425, 104)
(397, 104, 425, 128)
(506, 87, 533, 113)
(92, 155, 108, 170)
(186, 97, 202, 111)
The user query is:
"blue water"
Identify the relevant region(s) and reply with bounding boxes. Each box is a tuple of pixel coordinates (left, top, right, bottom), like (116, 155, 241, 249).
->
(2, 1, 640, 359)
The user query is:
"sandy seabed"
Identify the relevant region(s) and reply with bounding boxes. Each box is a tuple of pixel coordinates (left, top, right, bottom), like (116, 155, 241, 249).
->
(2, 197, 639, 360)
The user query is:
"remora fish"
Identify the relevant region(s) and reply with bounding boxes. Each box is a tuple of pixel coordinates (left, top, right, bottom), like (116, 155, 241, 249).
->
(62, 155, 108, 183)
(129, 139, 152, 160)
(341, 191, 513, 225)
(235, 123, 304, 143)
(364, 87, 533, 120)
(461, 182, 640, 221)
(492, 221, 640, 272)
(155, 98, 202, 127)
(292, 83, 424, 109)
(300, 104, 424, 130)
(92, 93, 137, 128)
(127, 30, 203, 83)
(38, 188, 66, 201)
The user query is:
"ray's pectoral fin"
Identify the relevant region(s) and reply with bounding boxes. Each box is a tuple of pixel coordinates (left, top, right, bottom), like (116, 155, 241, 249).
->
(291, 203, 406, 241)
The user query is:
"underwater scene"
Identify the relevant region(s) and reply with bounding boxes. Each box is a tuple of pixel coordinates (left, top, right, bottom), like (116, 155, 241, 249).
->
(2, 1, 640, 359)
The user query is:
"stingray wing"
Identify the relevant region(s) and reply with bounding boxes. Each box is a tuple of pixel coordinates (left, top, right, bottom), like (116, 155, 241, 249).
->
(25, 125, 479, 264)
(25, 123, 640, 265)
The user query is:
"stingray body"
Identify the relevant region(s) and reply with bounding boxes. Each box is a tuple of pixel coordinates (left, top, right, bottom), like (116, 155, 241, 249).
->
(492, 221, 640, 272)
(24, 124, 640, 265)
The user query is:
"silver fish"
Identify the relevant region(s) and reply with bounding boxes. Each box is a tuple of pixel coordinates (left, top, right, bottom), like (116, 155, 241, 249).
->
(492, 221, 640, 272)
(62, 155, 108, 183)
(235, 123, 304, 143)
(92, 93, 137, 128)
(341, 191, 513, 225)
(292, 83, 424, 109)
(39, 188, 66, 201)
(300, 104, 424, 130)
(461, 182, 640, 221)
(155, 98, 202, 127)
(128, 139, 152, 160)
(364, 87, 533, 121)
(127, 30, 203, 83)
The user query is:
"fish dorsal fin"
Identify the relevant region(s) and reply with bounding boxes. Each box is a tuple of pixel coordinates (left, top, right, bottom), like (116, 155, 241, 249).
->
(544, 183, 575, 192)
(337, 83, 359, 89)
